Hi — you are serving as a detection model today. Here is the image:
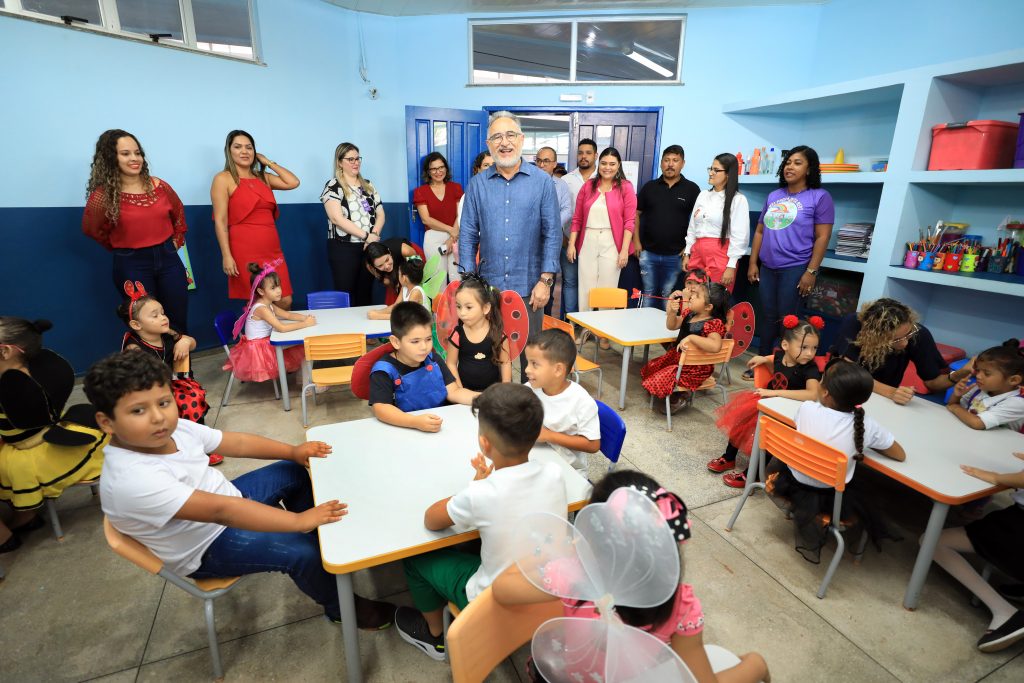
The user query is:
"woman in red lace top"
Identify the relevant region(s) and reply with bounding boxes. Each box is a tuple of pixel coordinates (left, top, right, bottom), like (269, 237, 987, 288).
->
(211, 130, 300, 309)
(82, 129, 191, 333)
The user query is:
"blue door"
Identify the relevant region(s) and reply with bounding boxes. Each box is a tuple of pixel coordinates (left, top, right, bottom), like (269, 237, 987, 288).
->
(573, 110, 662, 186)
(405, 106, 489, 246)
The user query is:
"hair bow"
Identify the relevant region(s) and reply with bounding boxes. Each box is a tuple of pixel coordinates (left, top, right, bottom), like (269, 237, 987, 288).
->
(808, 315, 826, 331)
(783, 314, 800, 329)
(512, 488, 692, 682)
(123, 281, 148, 322)
(629, 484, 690, 542)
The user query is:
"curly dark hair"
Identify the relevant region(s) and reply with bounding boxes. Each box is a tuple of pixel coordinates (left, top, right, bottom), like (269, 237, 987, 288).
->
(854, 298, 917, 372)
(776, 145, 822, 190)
(84, 351, 172, 416)
(86, 129, 154, 225)
(471, 383, 543, 458)
(421, 151, 451, 184)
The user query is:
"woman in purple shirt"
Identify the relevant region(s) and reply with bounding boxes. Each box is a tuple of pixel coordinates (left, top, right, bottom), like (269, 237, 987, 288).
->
(746, 146, 834, 374)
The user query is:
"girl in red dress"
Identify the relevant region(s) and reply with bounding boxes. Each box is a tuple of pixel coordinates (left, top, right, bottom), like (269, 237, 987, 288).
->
(211, 130, 300, 309)
(641, 281, 729, 412)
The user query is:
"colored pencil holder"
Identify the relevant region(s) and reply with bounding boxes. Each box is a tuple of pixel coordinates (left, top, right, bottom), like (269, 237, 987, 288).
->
(987, 255, 1008, 273)
(931, 253, 947, 271)
(903, 250, 920, 268)
(917, 252, 936, 270)
(960, 254, 978, 272)
(943, 253, 962, 272)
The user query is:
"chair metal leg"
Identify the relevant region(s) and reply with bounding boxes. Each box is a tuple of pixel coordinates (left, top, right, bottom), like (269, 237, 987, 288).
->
(222, 373, 236, 407)
(817, 527, 846, 599)
(301, 384, 312, 428)
(45, 498, 64, 541)
(852, 528, 870, 565)
(442, 604, 453, 661)
(595, 368, 603, 401)
(272, 378, 281, 400)
(722, 363, 732, 385)
(665, 394, 673, 432)
(725, 443, 764, 532)
(204, 597, 225, 681)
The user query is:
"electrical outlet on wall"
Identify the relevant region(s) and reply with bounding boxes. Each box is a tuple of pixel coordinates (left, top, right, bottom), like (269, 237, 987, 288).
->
(586, 91, 595, 104)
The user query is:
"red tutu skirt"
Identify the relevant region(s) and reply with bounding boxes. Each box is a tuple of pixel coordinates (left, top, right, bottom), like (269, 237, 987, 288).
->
(172, 377, 208, 422)
(224, 335, 304, 383)
(714, 390, 761, 455)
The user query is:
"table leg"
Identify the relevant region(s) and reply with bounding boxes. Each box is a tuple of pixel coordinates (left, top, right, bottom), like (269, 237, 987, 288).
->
(618, 346, 630, 410)
(904, 501, 950, 610)
(336, 573, 362, 683)
(276, 346, 291, 411)
(642, 344, 650, 364)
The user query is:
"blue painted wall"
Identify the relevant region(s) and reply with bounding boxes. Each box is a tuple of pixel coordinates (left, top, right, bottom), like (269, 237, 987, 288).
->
(4, 0, 1023, 371)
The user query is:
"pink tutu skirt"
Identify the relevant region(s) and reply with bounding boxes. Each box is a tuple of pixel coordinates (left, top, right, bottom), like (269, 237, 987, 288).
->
(714, 390, 761, 456)
(224, 335, 304, 383)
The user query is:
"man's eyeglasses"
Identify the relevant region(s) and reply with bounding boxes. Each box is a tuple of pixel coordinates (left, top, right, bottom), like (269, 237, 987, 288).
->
(535, 158, 556, 165)
(340, 156, 362, 163)
(487, 131, 523, 144)
(890, 324, 920, 345)
(707, 167, 725, 174)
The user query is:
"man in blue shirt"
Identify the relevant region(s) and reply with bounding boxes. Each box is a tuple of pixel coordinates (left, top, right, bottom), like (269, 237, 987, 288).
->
(460, 111, 561, 379)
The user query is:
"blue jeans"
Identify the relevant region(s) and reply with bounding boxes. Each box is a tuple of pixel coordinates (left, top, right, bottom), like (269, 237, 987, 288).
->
(757, 264, 807, 355)
(639, 251, 682, 310)
(111, 239, 189, 333)
(559, 245, 578, 320)
(190, 461, 341, 620)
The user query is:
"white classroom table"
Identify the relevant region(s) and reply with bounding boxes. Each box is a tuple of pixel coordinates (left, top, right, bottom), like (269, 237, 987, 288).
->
(269, 306, 391, 411)
(567, 308, 677, 410)
(307, 404, 593, 683)
(728, 394, 1024, 610)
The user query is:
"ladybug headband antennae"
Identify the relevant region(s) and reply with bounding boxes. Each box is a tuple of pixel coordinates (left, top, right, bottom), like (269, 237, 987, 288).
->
(122, 281, 149, 322)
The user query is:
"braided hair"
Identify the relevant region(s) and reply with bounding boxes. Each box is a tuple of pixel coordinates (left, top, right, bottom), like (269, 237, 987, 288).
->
(821, 360, 875, 461)
(456, 274, 505, 365)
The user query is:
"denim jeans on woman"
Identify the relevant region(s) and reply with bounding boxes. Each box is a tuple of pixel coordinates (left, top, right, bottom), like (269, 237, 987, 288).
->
(639, 251, 682, 311)
(757, 264, 807, 355)
(111, 238, 189, 333)
(189, 461, 341, 620)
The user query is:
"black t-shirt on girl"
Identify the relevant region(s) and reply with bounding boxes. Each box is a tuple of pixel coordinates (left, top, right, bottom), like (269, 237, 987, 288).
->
(675, 309, 719, 344)
(768, 350, 822, 391)
(830, 314, 945, 388)
(448, 322, 503, 392)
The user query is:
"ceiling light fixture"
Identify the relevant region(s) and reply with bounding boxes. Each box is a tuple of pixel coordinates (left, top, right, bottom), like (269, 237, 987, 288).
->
(624, 50, 673, 78)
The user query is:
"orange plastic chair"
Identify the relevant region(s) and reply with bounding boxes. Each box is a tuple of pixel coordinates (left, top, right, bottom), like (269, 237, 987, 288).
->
(446, 585, 563, 682)
(543, 315, 603, 399)
(583, 287, 628, 359)
(103, 518, 243, 681)
(652, 339, 734, 431)
(301, 333, 366, 427)
(725, 416, 868, 599)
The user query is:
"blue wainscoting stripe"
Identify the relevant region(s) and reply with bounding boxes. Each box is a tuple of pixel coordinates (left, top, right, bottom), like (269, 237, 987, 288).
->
(4, 201, 411, 374)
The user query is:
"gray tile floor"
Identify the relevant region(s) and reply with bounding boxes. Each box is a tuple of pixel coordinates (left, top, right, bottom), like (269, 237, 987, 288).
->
(2, 346, 1023, 682)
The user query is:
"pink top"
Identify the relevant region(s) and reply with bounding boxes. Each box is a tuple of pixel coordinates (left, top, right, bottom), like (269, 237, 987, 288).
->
(570, 179, 638, 254)
(545, 562, 704, 643)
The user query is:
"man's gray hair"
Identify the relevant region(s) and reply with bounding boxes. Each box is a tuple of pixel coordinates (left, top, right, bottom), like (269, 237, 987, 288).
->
(488, 110, 522, 132)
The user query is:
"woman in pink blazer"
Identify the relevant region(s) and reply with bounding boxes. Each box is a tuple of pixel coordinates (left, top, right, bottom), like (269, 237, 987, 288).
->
(567, 147, 637, 324)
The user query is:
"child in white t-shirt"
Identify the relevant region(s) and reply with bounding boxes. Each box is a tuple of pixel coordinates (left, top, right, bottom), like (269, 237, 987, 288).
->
(524, 329, 601, 478)
(769, 360, 905, 562)
(84, 351, 394, 629)
(395, 383, 567, 660)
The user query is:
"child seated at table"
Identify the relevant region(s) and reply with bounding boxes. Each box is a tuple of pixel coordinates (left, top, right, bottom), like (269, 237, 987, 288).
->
(933, 452, 1024, 653)
(395, 383, 568, 660)
(768, 360, 906, 563)
(84, 351, 394, 629)
(367, 259, 427, 320)
(369, 302, 477, 432)
(524, 329, 600, 479)
(947, 339, 1024, 432)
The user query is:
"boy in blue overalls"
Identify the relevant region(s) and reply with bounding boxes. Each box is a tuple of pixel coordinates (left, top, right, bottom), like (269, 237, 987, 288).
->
(370, 302, 479, 432)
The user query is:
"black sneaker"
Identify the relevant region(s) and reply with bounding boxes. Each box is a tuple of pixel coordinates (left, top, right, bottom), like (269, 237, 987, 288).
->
(395, 605, 446, 661)
(742, 369, 755, 381)
(978, 610, 1024, 653)
(998, 584, 1024, 603)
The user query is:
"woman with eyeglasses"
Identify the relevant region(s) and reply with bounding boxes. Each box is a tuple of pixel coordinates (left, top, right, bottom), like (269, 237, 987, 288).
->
(320, 142, 385, 307)
(682, 153, 749, 292)
(830, 298, 972, 404)
(746, 145, 833, 378)
(414, 151, 463, 283)
(211, 130, 300, 309)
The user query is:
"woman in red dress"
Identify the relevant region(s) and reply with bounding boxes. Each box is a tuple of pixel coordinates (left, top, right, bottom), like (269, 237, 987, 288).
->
(413, 152, 463, 283)
(211, 130, 300, 309)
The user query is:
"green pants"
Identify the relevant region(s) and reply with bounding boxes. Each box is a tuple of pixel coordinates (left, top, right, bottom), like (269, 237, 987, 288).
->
(402, 548, 482, 612)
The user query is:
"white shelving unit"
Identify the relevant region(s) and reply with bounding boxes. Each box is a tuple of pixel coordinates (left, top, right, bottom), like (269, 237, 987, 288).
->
(724, 48, 1024, 353)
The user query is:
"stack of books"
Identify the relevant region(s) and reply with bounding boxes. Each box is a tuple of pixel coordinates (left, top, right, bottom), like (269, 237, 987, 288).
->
(834, 222, 874, 259)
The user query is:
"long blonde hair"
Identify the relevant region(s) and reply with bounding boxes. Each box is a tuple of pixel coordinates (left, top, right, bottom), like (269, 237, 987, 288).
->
(855, 298, 918, 372)
(333, 142, 376, 201)
(223, 130, 268, 185)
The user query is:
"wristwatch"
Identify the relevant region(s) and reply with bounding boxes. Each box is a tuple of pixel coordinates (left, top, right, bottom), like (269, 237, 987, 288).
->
(806, 267, 818, 275)
(539, 275, 554, 287)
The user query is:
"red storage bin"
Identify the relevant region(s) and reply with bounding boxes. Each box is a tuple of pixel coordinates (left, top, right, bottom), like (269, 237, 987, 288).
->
(928, 120, 1019, 170)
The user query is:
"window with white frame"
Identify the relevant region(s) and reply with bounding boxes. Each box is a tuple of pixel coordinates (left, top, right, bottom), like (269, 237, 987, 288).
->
(0, 0, 258, 61)
(470, 16, 685, 85)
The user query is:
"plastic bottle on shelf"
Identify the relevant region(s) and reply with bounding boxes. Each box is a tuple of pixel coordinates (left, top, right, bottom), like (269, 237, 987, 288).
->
(736, 151, 745, 175)
(767, 147, 777, 175)
(761, 147, 769, 174)
(750, 148, 761, 176)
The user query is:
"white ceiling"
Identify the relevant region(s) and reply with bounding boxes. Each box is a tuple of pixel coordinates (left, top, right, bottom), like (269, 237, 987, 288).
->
(323, 0, 826, 16)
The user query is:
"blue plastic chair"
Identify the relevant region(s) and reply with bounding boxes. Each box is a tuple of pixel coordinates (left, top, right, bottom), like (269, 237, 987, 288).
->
(943, 358, 971, 403)
(215, 309, 280, 405)
(307, 290, 350, 310)
(596, 400, 625, 473)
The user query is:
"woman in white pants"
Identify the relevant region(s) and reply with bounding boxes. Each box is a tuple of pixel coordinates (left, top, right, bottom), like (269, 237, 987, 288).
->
(413, 152, 463, 282)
